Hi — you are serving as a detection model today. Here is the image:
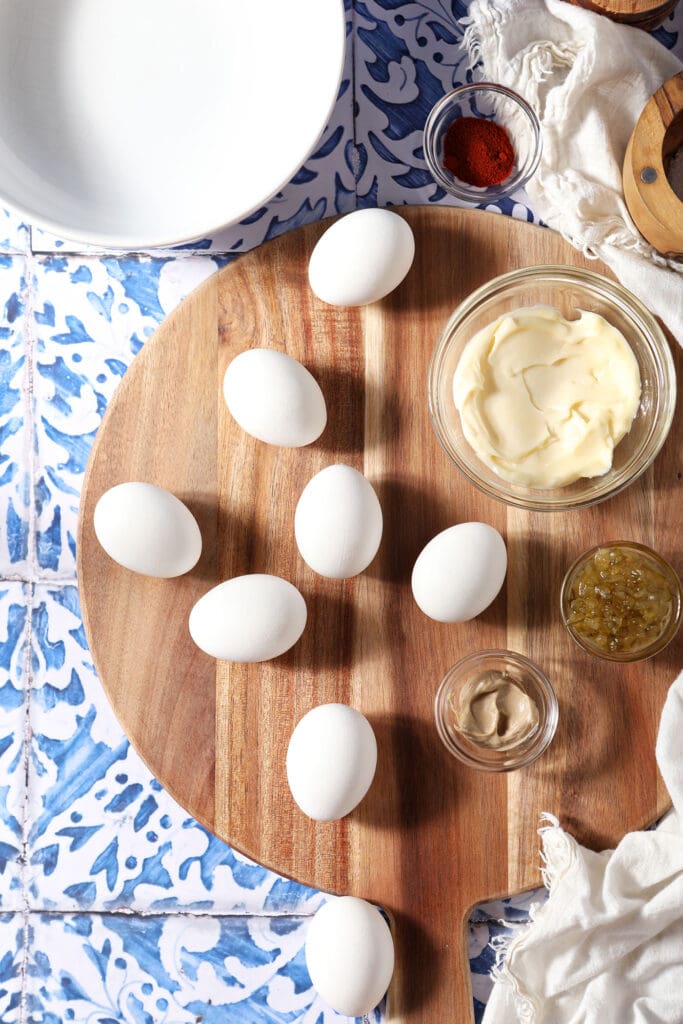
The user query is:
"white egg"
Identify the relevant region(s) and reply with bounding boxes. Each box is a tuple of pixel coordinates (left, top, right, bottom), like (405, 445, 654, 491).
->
(295, 464, 383, 579)
(189, 574, 306, 662)
(305, 896, 394, 1017)
(223, 348, 327, 447)
(94, 482, 201, 578)
(411, 522, 507, 623)
(308, 208, 415, 307)
(286, 704, 377, 822)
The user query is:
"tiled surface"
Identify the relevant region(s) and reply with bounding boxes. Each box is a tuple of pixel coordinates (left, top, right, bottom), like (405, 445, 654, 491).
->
(0, 2, 681, 1022)
(0, 211, 29, 255)
(0, 586, 28, 911)
(0, 913, 23, 1022)
(25, 913, 381, 1024)
(0, 258, 30, 579)
(31, 255, 221, 579)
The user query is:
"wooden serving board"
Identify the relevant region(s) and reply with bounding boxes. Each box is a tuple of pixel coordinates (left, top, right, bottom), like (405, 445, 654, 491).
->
(78, 208, 683, 1024)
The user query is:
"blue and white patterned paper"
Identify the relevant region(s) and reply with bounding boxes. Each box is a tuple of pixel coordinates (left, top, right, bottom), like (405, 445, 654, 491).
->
(0, 2, 681, 1021)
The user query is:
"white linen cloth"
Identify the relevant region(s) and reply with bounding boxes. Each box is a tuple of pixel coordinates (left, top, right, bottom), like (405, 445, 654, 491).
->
(482, 671, 683, 1024)
(463, 0, 683, 341)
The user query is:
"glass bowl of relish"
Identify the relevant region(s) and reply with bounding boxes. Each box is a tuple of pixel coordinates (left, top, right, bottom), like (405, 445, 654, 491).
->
(560, 542, 682, 662)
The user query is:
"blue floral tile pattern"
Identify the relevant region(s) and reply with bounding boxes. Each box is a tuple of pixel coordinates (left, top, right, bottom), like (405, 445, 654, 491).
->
(26, 911, 380, 1024)
(468, 890, 546, 1023)
(0, 257, 30, 579)
(0, 584, 29, 911)
(31, 255, 220, 579)
(0, 912, 23, 1022)
(0, 209, 29, 255)
(27, 583, 323, 916)
(352, 0, 536, 222)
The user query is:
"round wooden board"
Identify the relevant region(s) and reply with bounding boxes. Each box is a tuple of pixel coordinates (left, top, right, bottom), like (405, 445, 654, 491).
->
(78, 208, 683, 1024)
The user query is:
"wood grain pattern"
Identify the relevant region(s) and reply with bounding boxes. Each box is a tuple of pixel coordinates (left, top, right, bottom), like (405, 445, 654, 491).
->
(77, 208, 683, 1024)
(623, 72, 683, 256)
(565, 0, 679, 29)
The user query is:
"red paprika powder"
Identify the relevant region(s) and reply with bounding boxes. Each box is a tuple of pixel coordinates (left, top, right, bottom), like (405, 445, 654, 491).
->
(443, 116, 515, 188)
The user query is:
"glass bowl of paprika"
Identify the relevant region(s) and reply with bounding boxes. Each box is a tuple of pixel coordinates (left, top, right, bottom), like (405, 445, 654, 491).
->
(423, 83, 542, 202)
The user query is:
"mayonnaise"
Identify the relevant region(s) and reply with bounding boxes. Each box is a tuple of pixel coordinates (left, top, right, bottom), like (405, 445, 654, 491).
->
(452, 306, 641, 488)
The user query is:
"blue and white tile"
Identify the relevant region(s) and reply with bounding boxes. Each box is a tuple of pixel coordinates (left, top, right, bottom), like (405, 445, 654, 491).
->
(31, 254, 219, 579)
(652, 9, 682, 53)
(26, 583, 322, 915)
(25, 912, 380, 1024)
(30, 4, 355, 259)
(352, 1, 538, 221)
(0, 208, 29, 255)
(353, 1, 474, 210)
(0, 584, 29, 912)
(468, 888, 545, 1024)
(0, 913, 23, 1022)
(0, 256, 30, 579)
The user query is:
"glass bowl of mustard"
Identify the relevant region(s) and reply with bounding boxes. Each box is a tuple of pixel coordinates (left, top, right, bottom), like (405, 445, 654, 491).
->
(561, 541, 682, 662)
(434, 649, 558, 772)
(428, 265, 676, 512)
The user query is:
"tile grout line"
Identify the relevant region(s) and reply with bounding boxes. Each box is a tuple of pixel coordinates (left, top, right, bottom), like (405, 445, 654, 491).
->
(18, 581, 34, 1024)
(22, 907, 323, 919)
(0, 576, 78, 585)
(23, 251, 37, 581)
(18, 244, 37, 1024)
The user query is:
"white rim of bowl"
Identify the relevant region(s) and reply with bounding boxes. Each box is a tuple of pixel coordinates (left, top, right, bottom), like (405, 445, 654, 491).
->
(423, 82, 542, 202)
(427, 264, 677, 512)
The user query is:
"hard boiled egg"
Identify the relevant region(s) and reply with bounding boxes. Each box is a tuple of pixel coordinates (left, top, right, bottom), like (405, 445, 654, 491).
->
(286, 704, 377, 821)
(223, 348, 327, 447)
(94, 481, 201, 578)
(411, 522, 507, 622)
(308, 208, 415, 306)
(295, 464, 383, 579)
(305, 896, 395, 1017)
(189, 574, 306, 662)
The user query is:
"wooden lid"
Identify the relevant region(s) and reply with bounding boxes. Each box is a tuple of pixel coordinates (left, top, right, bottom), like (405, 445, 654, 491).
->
(566, 0, 679, 30)
(623, 71, 683, 255)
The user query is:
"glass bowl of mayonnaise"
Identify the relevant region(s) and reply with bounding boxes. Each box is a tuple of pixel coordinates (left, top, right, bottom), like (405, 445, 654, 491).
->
(428, 266, 676, 512)
(434, 649, 558, 772)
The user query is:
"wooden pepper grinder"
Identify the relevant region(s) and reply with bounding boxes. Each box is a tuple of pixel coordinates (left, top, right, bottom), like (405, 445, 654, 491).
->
(622, 71, 683, 257)
(566, 0, 680, 31)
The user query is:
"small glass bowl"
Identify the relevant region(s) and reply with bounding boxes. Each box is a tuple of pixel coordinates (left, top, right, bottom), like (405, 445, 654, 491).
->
(434, 650, 558, 772)
(423, 83, 542, 202)
(560, 541, 683, 662)
(428, 265, 676, 512)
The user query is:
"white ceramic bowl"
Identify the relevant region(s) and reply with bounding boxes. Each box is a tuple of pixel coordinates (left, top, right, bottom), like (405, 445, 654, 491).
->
(0, 0, 345, 248)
